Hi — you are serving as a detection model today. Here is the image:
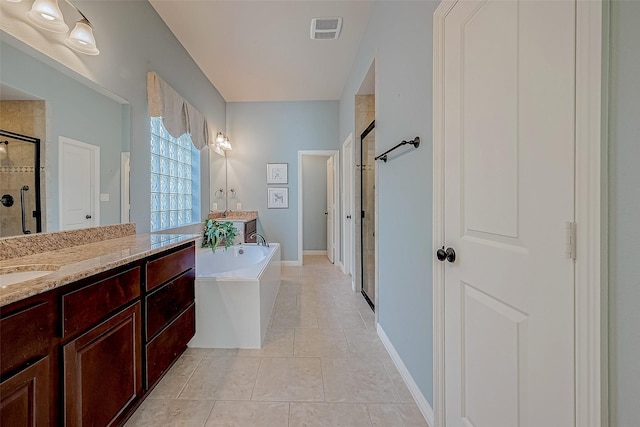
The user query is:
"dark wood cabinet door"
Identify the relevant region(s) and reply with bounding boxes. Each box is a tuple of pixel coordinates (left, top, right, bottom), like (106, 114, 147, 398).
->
(0, 356, 50, 427)
(63, 302, 142, 427)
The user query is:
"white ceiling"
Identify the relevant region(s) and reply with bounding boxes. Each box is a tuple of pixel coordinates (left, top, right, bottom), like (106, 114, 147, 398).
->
(149, 1, 373, 102)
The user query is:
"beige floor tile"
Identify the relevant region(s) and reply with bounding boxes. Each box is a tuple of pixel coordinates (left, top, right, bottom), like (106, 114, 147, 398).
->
(289, 402, 372, 427)
(317, 309, 367, 329)
(184, 347, 239, 357)
(344, 329, 386, 355)
(367, 404, 429, 426)
(124, 399, 214, 427)
(294, 328, 349, 358)
(383, 363, 416, 404)
(237, 329, 294, 357)
(252, 357, 324, 402)
(271, 309, 319, 329)
(179, 357, 261, 400)
(205, 401, 289, 426)
(322, 358, 400, 403)
(148, 355, 202, 399)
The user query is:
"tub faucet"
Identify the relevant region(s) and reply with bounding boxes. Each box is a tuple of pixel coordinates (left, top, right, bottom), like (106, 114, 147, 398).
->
(222, 209, 232, 218)
(250, 232, 269, 247)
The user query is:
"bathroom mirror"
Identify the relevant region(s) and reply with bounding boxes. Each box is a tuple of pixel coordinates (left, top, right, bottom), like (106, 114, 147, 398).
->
(0, 40, 130, 237)
(210, 148, 227, 212)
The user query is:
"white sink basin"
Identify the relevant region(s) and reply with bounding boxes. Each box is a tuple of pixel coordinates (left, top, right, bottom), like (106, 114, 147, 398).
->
(0, 265, 59, 289)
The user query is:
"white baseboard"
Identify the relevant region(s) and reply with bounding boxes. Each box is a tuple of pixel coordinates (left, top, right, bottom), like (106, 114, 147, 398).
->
(281, 260, 302, 267)
(377, 324, 435, 427)
(335, 260, 344, 271)
(303, 250, 327, 256)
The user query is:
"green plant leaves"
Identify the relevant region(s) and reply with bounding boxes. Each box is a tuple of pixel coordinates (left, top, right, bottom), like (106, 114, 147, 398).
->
(201, 219, 238, 252)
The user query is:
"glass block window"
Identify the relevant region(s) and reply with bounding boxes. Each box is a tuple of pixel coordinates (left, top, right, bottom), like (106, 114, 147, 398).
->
(150, 117, 200, 232)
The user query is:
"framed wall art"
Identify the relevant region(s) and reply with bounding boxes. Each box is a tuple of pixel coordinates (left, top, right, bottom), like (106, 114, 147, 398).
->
(267, 163, 288, 184)
(267, 187, 288, 209)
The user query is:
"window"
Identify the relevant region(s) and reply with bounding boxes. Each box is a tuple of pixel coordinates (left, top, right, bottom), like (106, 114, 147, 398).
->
(150, 117, 200, 231)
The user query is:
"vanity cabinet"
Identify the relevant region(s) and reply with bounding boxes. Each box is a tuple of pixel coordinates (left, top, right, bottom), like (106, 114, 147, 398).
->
(0, 240, 196, 426)
(63, 303, 141, 427)
(219, 218, 257, 244)
(144, 243, 196, 389)
(59, 265, 142, 426)
(0, 356, 50, 426)
(0, 296, 55, 426)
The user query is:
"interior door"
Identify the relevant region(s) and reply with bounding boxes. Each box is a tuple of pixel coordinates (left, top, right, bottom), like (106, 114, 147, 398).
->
(60, 138, 98, 230)
(326, 156, 335, 263)
(442, 0, 576, 425)
(342, 136, 354, 279)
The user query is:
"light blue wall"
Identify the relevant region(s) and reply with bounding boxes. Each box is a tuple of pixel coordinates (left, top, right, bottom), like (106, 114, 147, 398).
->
(226, 101, 339, 261)
(2, 0, 227, 233)
(302, 155, 329, 251)
(1, 41, 124, 229)
(608, 1, 640, 425)
(339, 1, 439, 405)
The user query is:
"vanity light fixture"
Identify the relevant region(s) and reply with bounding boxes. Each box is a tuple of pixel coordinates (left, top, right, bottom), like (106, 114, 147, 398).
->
(22, 0, 99, 55)
(218, 136, 232, 151)
(213, 132, 232, 151)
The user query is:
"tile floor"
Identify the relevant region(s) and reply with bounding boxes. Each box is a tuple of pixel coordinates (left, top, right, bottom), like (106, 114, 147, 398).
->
(126, 255, 428, 426)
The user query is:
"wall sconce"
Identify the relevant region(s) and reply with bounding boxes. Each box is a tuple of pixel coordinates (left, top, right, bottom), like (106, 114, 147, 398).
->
(10, 0, 100, 55)
(213, 132, 232, 151)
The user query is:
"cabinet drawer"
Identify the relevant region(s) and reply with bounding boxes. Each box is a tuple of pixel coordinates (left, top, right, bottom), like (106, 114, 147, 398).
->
(146, 244, 195, 292)
(1, 300, 55, 376)
(146, 303, 195, 388)
(62, 267, 140, 338)
(145, 269, 195, 340)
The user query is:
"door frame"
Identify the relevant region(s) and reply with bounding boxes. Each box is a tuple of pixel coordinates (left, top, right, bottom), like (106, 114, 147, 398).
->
(297, 150, 340, 266)
(58, 136, 100, 230)
(341, 133, 356, 288)
(432, 1, 608, 426)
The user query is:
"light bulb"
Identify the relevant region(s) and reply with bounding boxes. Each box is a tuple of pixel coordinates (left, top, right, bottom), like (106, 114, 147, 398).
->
(66, 19, 99, 55)
(26, 0, 69, 33)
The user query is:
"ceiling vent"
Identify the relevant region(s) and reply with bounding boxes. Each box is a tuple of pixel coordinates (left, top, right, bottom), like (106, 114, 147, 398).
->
(310, 17, 342, 40)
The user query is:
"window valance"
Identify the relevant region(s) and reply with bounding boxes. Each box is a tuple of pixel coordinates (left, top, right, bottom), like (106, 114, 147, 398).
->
(147, 71, 209, 150)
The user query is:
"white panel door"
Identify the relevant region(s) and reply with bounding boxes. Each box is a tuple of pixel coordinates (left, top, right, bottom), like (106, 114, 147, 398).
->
(59, 138, 99, 230)
(442, 0, 576, 426)
(326, 156, 335, 263)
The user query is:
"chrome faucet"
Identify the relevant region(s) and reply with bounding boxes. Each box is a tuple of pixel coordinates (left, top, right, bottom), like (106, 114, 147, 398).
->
(222, 209, 232, 218)
(249, 232, 269, 247)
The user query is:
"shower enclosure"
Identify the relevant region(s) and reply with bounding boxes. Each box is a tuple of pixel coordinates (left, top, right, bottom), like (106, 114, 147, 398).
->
(0, 129, 42, 237)
(360, 120, 375, 310)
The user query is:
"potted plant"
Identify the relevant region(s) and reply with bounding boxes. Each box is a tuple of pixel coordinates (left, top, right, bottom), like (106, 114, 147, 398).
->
(201, 219, 238, 252)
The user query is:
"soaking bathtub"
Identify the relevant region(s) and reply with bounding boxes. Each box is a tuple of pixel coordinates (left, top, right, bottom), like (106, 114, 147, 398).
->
(188, 243, 281, 349)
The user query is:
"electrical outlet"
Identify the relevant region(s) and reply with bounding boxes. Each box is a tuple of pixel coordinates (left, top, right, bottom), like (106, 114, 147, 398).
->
(211, 202, 218, 211)
(236, 203, 242, 210)
(100, 193, 110, 202)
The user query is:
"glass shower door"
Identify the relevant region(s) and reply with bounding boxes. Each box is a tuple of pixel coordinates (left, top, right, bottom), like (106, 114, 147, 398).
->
(360, 121, 375, 310)
(0, 129, 42, 237)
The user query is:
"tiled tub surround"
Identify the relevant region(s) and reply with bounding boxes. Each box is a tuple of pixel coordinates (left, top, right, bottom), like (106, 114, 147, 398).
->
(0, 224, 196, 307)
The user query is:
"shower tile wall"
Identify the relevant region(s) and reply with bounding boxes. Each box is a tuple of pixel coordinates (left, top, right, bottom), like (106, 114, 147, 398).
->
(0, 101, 46, 237)
(354, 95, 375, 297)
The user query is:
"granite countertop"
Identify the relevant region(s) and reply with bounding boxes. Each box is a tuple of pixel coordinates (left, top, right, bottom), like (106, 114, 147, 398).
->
(0, 233, 198, 308)
(208, 210, 258, 223)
